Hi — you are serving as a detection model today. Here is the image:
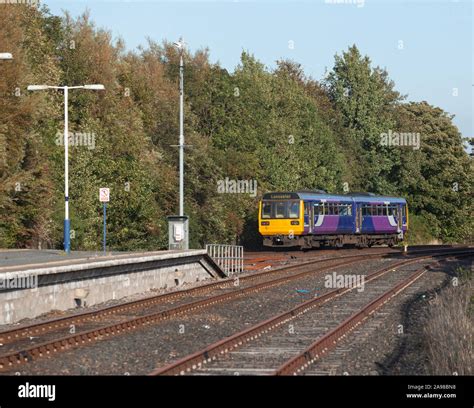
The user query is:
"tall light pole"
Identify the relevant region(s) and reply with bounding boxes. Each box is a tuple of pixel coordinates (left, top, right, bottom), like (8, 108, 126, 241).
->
(166, 38, 189, 250)
(0, 53, 13, 60)
(173, 38, 185, 217)
(27, 84, 105, 254)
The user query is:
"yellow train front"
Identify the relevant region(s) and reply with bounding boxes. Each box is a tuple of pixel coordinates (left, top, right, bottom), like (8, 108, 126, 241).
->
(259, 191, 408, 249)
(258, 192, 305, 247)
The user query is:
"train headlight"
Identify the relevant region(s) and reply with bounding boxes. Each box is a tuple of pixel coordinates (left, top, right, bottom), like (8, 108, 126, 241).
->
(291, 221, 299, 225)
(261, 221, 270, 226)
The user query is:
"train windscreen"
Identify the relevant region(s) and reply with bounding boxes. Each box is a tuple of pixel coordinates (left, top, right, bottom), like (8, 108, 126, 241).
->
(261, 200, 300, 219)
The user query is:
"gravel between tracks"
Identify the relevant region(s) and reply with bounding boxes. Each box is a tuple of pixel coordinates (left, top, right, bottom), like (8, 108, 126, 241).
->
(300, 258, 472, 375)
(4, 258, 397, 375)
(2, 256, 468, 376)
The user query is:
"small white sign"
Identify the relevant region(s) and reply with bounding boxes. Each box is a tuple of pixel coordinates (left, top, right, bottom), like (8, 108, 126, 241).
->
(99, 187, 110, 202)
(174, 224, 183, 241)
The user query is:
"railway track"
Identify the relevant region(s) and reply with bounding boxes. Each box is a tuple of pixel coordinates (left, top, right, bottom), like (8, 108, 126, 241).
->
(274, 266, 427, 376)
(242, 245, 465, 270)
(0, 249, 402, 347)
(0, 246, 465, 347)
(0, 247, 470, 373)
(149, 252, 472, 376)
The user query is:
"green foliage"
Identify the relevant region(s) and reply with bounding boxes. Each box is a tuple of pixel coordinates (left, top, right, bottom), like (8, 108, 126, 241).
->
(0, 9, 471, 251)
(394, 102, 473, 243)
(325, 45, 404, 194)
(405, 214, 437, 245)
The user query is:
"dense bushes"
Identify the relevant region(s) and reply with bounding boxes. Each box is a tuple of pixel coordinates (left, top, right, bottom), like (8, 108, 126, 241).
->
(0, 6, 471, 250)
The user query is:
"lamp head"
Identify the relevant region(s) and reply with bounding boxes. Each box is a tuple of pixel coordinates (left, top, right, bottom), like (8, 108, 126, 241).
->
(173, 38, 185, 51)
(27, 85, 49, 91)
(0, 53, 13, 60)
(83, 84, 105, 90)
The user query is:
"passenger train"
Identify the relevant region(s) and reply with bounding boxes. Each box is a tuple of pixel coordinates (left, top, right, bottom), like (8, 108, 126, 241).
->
(258, 191, 408, 249)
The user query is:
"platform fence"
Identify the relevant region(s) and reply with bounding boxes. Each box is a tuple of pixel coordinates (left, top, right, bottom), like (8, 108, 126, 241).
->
(205, 244, 244, 276)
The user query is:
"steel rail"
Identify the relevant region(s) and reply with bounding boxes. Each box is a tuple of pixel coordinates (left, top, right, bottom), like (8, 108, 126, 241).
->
(0, 248, 469, 372)
(0, 255, 378, 371)
(149, 250, 472, 375)
(274, 267, 427, 375)
(1, 246, 450, 345)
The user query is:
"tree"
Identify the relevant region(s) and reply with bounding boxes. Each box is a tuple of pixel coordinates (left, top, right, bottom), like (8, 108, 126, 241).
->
(325, 45, 404, 193)
(394, 102, 473, 242)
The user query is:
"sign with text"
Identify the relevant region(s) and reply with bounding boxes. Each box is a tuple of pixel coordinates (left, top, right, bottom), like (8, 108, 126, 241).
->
(99, 188, 110, 202)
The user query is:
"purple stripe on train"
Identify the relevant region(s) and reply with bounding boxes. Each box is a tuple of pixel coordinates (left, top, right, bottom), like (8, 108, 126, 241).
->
(314, 215, 339, 233)
(369, 216, 399, 233)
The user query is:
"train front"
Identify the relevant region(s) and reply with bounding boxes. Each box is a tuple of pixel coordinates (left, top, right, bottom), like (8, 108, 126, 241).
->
(258, 192, 304, 247)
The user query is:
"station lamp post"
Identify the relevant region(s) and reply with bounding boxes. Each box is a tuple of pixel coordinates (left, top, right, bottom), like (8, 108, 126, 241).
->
(173, 37, 185, 217)
(27, 84, 105, 254)
(167, 38, 189, 250)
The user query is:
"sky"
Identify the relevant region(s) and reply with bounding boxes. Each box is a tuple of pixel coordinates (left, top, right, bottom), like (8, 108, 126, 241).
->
(43, 0, 473, 141)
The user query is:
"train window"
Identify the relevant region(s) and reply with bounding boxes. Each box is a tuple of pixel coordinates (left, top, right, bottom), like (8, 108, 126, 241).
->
(333, 204, 339, 215)
(366, 205, 372, 216)
(262, 202, 272, 219)
(377, 205, 383, 216)
(314, 203, 322, 215)
(261, 200, 301, 219)
(289, 201, 300, 218)
(340, 204, 352, 216)
(319, 203, 328, 215)
(275, 202, 286, 218)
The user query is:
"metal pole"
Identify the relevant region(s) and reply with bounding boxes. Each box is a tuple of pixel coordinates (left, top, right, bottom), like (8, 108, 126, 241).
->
(103, 203, 107, 255)
(64, 86, 70, 254)
(179, 53, 184, 217)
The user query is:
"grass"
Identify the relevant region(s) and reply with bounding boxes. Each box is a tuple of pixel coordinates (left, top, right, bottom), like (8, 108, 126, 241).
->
(423, 267, 473, 375)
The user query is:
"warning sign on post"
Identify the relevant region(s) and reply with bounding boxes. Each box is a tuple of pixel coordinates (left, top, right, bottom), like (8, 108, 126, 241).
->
(99, 187, 110, 202)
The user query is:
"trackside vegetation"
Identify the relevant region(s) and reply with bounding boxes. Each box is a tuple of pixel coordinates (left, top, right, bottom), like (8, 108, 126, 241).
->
(0, 6, 472, 250)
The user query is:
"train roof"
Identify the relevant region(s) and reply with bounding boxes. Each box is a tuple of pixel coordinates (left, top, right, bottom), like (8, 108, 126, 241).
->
(262, 191, 406, 204)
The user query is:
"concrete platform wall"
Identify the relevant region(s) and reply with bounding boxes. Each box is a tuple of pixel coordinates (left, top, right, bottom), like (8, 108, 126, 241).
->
(0, 250, 224, 325)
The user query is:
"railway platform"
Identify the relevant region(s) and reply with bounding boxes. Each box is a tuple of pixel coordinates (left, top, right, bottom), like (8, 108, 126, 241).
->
(0, 249, 226, 325)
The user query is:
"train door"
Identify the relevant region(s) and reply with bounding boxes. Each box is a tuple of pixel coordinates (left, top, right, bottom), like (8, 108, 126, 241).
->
(397, 205, 402, 232)
(304, 201, 313, 233)
(355, 204, 362, 233)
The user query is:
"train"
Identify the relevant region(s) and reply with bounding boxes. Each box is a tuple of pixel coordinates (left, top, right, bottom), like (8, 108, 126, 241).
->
(258, 191, 408, 249)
